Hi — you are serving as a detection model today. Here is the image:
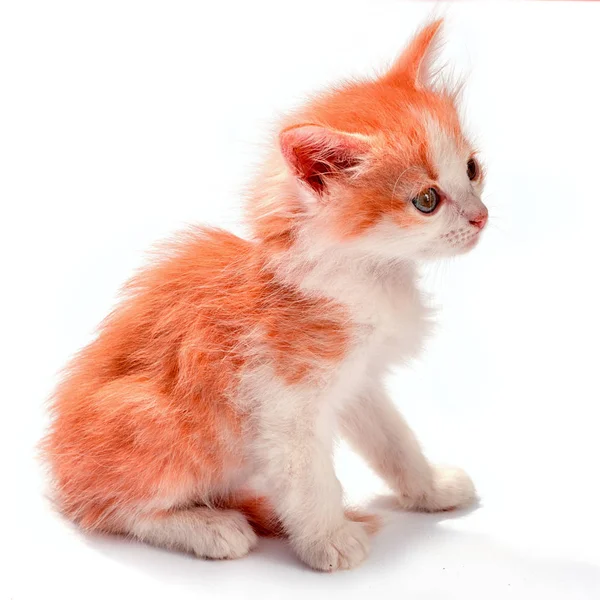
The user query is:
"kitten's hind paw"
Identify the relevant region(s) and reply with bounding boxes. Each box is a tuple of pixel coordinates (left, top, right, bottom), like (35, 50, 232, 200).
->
(398, 465, 477, 512)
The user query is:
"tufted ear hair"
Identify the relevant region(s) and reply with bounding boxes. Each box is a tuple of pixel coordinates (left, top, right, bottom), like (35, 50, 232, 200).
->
(279, 125, 372, 196)
(384, 19, 444, 89)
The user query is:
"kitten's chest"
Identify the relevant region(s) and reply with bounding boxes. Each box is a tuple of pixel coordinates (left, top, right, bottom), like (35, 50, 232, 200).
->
(355, 282, 431, 365)
(333, 275, 433, 391)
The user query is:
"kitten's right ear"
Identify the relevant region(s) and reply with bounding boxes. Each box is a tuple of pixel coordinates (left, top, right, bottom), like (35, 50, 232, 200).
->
(279, 125, 371, 196)
(385, 19, 444, 89)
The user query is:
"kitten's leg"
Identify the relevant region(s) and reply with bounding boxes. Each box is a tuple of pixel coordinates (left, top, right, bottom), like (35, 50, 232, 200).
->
(339, 385, 476, 511)
(256, 390, 370, 571)
(125, 507, 258, 559)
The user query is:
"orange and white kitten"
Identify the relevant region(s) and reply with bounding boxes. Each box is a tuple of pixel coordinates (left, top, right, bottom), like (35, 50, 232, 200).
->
(42, 20, 486, 571)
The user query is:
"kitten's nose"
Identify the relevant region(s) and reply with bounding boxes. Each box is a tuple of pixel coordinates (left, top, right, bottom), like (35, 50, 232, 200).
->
(469, 209, 488, 230)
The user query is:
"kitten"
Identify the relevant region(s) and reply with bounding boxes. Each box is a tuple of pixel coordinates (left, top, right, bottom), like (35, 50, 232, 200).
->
(42, 19, 486, 571)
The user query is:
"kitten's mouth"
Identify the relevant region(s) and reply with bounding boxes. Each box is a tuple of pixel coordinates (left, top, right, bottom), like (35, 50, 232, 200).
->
(441, 229, 482, 255)
(442, 228, 481, 251)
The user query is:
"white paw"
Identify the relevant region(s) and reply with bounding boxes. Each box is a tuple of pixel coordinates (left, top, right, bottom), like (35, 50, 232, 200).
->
(400, 466, 477, 512)
(193, 510, 258, 559)
(294, 520, 370, 571)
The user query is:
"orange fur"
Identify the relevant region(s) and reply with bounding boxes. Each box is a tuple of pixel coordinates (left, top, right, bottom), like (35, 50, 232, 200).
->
(42, 227, 349, 531)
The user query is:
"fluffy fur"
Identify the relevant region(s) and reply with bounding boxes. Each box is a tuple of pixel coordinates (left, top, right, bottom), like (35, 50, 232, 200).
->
(41, 20, 487, 571)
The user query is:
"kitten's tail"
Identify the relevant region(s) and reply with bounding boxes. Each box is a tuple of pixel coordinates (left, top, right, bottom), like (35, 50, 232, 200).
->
(221, 493, 381, 538)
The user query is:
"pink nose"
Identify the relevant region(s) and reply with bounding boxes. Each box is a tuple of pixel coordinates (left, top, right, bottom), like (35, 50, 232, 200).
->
(469, 211, 488, 230)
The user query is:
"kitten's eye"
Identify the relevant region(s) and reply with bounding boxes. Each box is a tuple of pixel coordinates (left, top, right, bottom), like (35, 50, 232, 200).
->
(467, 157, 479, 181)
(411, 188, 439, 214)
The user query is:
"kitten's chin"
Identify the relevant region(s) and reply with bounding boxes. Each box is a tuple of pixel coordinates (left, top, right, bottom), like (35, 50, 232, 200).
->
(447, 236, 481, 257)
(462, 234, 481, 252)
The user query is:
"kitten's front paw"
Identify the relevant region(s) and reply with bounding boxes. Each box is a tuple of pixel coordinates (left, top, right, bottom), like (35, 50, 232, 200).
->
(294, 520, 370, 572)
(399, 466, 477, 512)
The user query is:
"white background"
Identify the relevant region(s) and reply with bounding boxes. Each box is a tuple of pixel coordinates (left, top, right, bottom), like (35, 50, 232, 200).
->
(2, 1, 600, 598)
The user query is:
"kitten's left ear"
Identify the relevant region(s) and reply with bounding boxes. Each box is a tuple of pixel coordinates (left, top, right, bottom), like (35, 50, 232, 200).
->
(385, 19, 444, 89)
(279, 125, 371, 196)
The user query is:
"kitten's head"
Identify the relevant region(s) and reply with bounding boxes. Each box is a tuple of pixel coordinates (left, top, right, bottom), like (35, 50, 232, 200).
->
(255, 19, 487, 261)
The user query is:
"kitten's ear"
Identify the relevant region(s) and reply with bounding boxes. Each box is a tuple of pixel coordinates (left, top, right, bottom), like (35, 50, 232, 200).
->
(279, 125, 371, 196)
(385, 19, 444, 89)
